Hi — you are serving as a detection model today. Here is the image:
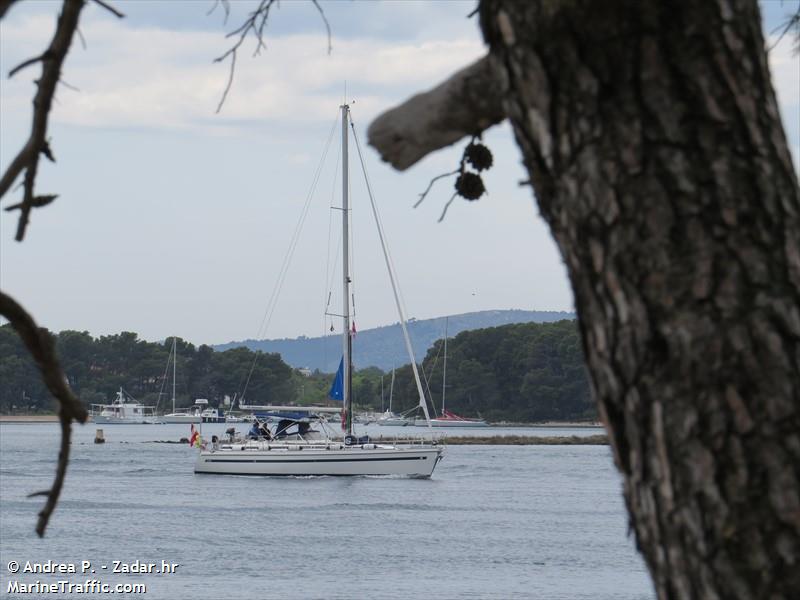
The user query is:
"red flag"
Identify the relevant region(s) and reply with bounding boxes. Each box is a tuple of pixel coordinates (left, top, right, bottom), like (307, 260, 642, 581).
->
(189, 424, 199, 447)
(351, 321, 357, 337)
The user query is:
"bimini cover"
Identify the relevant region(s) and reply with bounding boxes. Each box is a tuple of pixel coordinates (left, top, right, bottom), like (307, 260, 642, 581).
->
(253, 411, 314, 422)
(329, 357, 344, 401)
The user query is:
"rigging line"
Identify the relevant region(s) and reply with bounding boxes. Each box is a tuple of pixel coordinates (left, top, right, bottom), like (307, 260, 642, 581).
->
(323, 135, 342, 324)
(324, 144, 343, 321)
(419, 357, 436, 416)
(239, 112, 339, 401)
(322, 139, 341, 370)
(421, 334, 445, 417)
(153, 339, 173, 415)
(347, 136, 357, 322)
(349, 116, 432, 426)
(349, 120, 413, 342)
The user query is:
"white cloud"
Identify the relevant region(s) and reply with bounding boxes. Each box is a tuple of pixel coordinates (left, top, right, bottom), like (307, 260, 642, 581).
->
(0, 14, 485, 133)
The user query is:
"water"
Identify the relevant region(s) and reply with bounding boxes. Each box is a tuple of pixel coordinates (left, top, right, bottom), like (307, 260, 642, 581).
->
(0, 423, 654, 599)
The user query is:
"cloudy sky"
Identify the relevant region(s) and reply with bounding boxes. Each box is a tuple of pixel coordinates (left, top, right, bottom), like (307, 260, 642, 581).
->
(1, 0, 798, 346)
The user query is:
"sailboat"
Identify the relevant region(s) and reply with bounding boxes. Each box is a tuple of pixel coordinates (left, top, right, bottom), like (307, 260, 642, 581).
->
(160, 337, 201, 424)
(415, 318, 489, 427)
(377, 366, 414, 426)
(194, 103, 443, 477)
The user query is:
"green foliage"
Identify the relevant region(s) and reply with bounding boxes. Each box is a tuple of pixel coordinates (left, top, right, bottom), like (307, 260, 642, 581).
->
(0, 320, 593, 422)
(0, 325, 295, 412)
(367, 320, 594, 422)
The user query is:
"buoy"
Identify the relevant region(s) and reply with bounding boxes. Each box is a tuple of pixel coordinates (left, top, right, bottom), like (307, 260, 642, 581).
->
(94, 429, 105, 444)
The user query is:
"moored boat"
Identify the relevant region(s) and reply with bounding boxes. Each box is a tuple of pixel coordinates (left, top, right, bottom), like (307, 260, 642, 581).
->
(91, 388, 161, 424)
(414, 410, 489, 428)
(159, 337, 202, 423)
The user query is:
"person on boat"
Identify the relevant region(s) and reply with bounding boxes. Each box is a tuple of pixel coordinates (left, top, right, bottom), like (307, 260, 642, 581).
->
(248, 419, 260, 439)
(258, 421, 272, 440)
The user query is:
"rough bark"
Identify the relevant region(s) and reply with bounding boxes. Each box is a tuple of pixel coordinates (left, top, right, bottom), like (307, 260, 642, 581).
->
(474, 0, 800, 598)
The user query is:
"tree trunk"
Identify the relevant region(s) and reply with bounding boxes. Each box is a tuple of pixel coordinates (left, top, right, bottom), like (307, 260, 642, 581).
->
(479, 0, 800, 597)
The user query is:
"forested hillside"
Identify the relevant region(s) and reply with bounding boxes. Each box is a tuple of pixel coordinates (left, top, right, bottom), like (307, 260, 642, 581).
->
(216, 309, 575, 372)
(362, 320, 593, 422)
(0, 326, 295, 413)
(0, 320, 593, 422)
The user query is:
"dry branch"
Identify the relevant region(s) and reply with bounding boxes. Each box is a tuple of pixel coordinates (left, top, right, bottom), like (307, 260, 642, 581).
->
(367, 54, 507, 170)
(0, 0, 20, 20)
(92, 0, 124, 19)
(0, 291, 88, 537)
(0, 0, 85, 241)
(214, 0, 332, 113)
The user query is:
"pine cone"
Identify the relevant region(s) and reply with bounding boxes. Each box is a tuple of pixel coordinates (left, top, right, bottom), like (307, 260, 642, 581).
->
(455, 172, 486, 201)
(464, 142, 493, 172)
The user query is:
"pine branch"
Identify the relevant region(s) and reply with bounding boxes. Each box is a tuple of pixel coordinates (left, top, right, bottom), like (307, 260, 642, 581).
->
(0, 290, 88, 537)
(0, 0, 86, 241)
(213, 0, 332, 112)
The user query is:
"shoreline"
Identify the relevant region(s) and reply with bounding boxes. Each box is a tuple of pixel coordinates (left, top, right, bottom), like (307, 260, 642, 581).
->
(0, 414, 602, 427)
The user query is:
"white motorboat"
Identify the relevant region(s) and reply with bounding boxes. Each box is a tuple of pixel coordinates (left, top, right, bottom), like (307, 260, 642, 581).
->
(376, 411, 414, 426)
(161, 408, 201, 424)
(200, 406, 226, 423)
(194, 104, 443, 477)
(91, 388, 161, 424)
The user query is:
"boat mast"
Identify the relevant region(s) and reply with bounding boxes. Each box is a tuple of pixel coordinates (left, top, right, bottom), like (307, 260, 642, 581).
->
(442, 317, 448, 414)
(341, 103, 353, 438)
(171, 337, 177, 414)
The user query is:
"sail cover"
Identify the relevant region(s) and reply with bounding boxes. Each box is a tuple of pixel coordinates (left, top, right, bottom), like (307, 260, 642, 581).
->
(329, 357, 344, 401)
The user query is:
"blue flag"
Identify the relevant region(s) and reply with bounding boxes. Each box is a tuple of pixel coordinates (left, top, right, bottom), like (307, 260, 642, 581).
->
(329, 357, 344, 401)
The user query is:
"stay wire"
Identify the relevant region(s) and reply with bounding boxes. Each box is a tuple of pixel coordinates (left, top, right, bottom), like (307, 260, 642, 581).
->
(349, 116, 432, 412)
(239, 112, 340, 402)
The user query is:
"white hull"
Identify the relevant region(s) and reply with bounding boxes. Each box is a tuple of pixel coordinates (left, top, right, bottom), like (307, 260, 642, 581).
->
(377, 419, 413, 426)
(195, 443, 443, 477)
(414, 418, 488, 428)
(161, 414, 201, 424)
(92, 416, 161, 425)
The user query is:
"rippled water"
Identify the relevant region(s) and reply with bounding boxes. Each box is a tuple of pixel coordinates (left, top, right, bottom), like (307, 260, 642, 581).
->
(0, 423, 653, 599)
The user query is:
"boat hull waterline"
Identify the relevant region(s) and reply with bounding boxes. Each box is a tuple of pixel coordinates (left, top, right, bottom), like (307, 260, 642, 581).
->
(195, 445, 443, 477)
(161, 414, 202, 424)
(414, 418, 489, 428)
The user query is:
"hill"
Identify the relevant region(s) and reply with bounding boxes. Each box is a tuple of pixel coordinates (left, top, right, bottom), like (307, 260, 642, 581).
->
(214, 309, 575, 372)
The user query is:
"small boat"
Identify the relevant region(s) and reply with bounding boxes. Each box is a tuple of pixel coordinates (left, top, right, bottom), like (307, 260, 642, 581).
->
(160, 338, 202, 423)
(91, 387, 161, 424)
(413, 319, 488, 428)
(161, 408, 201, 424)
(415, 410, 489, 428)
(224, 413, 248, 423)
(194, 103, 443, 477)
(200, 405, 225, 423)
(376, 367, 415, 426)
(376, 411, 413, 426)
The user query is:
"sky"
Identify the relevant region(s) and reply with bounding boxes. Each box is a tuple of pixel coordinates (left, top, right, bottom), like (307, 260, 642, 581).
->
(0, 0, 798, 347)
